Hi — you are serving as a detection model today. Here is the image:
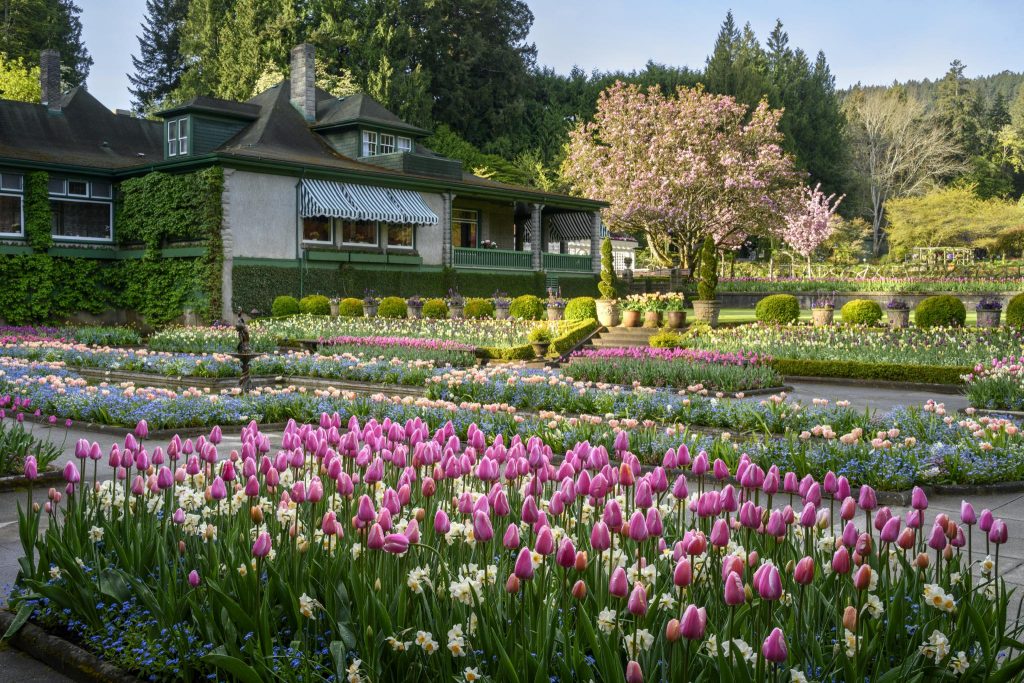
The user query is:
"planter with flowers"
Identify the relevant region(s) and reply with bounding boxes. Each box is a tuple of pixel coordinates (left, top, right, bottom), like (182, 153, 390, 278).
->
(811, 293, 835, 327)
(621, 295, 644, 328)
(977, 297, 1003, 328)
(546, 294, 566, 321)
(663, 293, 686, 329)
(527, 324, 552, 358)
(329, 297, 341, 317)
(886, 298, 910, 329)
(447, 289, 465, 319)
(493, 291, 511, 320)
(406, 295, 423, 319)
(642, 294, 663, 328)
(362, 290, 380, 317)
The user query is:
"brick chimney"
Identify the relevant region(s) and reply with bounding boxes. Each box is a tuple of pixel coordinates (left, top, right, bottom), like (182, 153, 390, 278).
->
(40, 49, 61, 111)
(290, 44, 316, 122)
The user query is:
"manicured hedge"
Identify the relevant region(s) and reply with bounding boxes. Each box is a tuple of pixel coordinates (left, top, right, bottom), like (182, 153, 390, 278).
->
(478, 319, 598, 361)
(510, 295, 545, 320)
(840, 299, 883, 325)
(272, 296, 300, 317)
(464, 298, 495, 319)
(1007, 293, 1024, 327)
(377, 297, 408, 318)
(565, 297, 597, 321)
(338, 298, 363, 317)
(771, 357, 969, 385)
(755, 294, 800, 324)
(299, 295, 331, 316)
(422, 299, 448, 319)
(914, 295, 966, 328)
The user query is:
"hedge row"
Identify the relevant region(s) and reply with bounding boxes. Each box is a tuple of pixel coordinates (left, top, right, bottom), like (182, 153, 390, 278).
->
(477, 318, 598, 361)
(771, 358, 969, 385)
(232, 264, 598, 314)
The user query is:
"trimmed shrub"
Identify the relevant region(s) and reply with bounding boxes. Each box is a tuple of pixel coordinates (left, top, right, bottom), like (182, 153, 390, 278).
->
(271, 295, 299, 317)
(770, 358, 967, 386)
(464, 298, 495, 319)
(299, 294, 331, 316)
(510, 294, 545, 320)
(1007, 293, 1024, 327)
(755, 294, 800, 325)
(649, 330, 685, 348)
(377, 296, 408, 318)
(550, 319, 599, 357)
(840, 299, 883, 326)
(565, 296, 597, 321)
(915, 295, 966, 328)
(422, 299, 449, 319)
(338, 298, 363, 317)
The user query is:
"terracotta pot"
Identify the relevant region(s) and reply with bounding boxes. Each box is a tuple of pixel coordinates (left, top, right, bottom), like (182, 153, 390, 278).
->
(495, 304, 510, 320)
(811, 307, 834, 327)
(449, 305, 464, 319)
(407, 304, 422, 319)
(362, 304, 378, 317)
(531, 342, 550, 359)
(643, 310, 661, 328)
(665, 310, 686, 329)
(692, 300, 721, 327)
(887, 308, 910, 329)
(977, 309, 1002, 329)
(622, 310, 642, 328)
(547, 307, 565, 322)
(596, 300, 620, 327)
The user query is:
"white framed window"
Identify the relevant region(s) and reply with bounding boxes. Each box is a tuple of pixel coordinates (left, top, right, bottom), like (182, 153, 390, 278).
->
(67, 179, 88, 197)
(168, 119, 179, 156)
(302, 216, 334, 244)
(0, 194, 23, 236)
(177, 117, 188, 155)
(51, 199, 113, 241)
(397, 136, 412, 153)
(386, 223, 414, 249)
(362, 130, 378, 157)
(48, 177, 66, 195)
(0, 173, 23, 192)
(378, 133, 395, 154)
(91, 180, 112, 199)
(341, 220, 378, 246)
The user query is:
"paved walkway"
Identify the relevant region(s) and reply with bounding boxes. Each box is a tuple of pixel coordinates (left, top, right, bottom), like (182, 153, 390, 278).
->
(0, 381, 1006, 679)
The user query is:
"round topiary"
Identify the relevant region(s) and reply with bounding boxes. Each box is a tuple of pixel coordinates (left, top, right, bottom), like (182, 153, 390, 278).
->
(298, 294, 331, 316)
(510, 294, 545, 320)
(840, 299, 883, 326)
(649, 330, 685, 349)
(565, 296, 597, 321)
(464, 298, 495, 319)
(754, 294, 800, 325)
(271, 295, 300, 317)
(422, 298, 449, 319)
(338, 298, 364, 317)
(915, 295, 966, 328)
(377, 296, 408, 318)
(1006, 294, 1024, 327)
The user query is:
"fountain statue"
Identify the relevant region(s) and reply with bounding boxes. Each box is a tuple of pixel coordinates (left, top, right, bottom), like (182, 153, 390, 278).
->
(231, 310, 258, 392)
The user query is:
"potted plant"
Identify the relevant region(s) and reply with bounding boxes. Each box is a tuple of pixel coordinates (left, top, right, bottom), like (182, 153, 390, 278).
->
(663, 293, 687, 329)
(692, 237, 720, 327)
(596, 237, 621, 327)
(447, 289, 465, 319)
(329, 297, 341, 317)
(886, 298, 910, 329)
(362, 289, 380, 317)
(546, 290, 566, 321)
(976, 297, 1003, 328)
(642, 293, 663, 328)
(528, 324, 552, 358)
(406, 295, 423, 319)
(621, 294, 644, 328)
(493, 291, 511, 320)
(811, 292, 835, 327)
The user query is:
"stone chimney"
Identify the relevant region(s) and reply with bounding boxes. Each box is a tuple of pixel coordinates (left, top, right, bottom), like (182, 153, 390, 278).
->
(40, 49, 61, 111)
(290, 44, 316, 122)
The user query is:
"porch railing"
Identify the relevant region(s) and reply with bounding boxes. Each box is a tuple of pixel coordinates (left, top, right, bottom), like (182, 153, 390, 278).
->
(543, 253, 593, 273)
(453, 247, 531, 270)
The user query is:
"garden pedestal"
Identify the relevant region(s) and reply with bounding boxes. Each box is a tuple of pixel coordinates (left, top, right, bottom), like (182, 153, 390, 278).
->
(977, 310, 1001, 328)
(692, 300, 720, 327)
(811, 307, 834, 327)
(596, 300, 620, 327)
(887, 309, 910, 329)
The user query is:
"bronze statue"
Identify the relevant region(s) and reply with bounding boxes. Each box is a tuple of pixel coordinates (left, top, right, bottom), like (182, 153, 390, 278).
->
(235, 310, 251, 354)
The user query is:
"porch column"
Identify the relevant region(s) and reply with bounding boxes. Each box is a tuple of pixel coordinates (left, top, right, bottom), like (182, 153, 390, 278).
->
(441, 192, 454, 268)
(590, 211, 602, 274)
(531, 203, 544, 271)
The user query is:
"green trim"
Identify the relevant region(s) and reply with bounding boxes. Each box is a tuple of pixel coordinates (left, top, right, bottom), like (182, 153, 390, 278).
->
(46, 246, 117, 258)
(312, 119, 430, 138)
(349, 252, 387, 264)
(386, 253, 422, 265)
(161, 246, 206, 257)
(0, 244, 33, 255)
(233, 257, 298, 267)
(306, 250, 350, 262)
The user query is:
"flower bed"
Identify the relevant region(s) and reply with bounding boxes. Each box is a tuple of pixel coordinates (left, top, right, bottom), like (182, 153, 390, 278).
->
(964, 357, 1024, 410)
(148, 326, 278, 353)
(318, 336, 477, 367)
(0, 325, 141, 347)
(714, 275, 1024, 293)
(8, 418, 1023, 682)
(0, 396, 65, 476)
(565, 347, 780, 392)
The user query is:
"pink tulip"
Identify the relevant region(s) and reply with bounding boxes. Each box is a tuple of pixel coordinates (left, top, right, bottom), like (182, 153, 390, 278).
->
(853, 564, 872, 591)
(857, 485, 877, 511)
(244, 475, 260, 497)
(24, 456, 37, 481)
(514, 547, 535, 580)
(590, 521, 611, 551)
(135, 420, 149, 439)
(721, 554, 744, 582)
(723, 571, 745, 605)
(503, 523, 520, 549)
(383, 533, 410, 554)
(625, 660, 643, 683)
(794, 556, 815, 585)
(627, 583, 648, 616)
(473, 511, 494, 543)
(556, 538, 577, 569)
(673, 558, 692, 587)
(832, 546, 851, 574)
(172, 508, 185, 525)
(765, 510, 786, 537)
(679, 604, 707, 640)
(754, 563, 782, 601)
(356, 495, 376, 523)
(210, 476, 227, 500)
(367, 523, 385, 550)
(840, 496, 856, 521)
(927, 523, 947, 550)
(252, 531, 271, 558)
(911, 486, 928, 510)
(434, 509, 451, 535)
(627, 511, 649, 542)
(880, 516, 901, 543)
(710, 518, 729, 547)
(979, 509, 994, 532)
(960, 500, 977, 525)
(609, 567, 628, 597)
(762, 627, 788, 663)
(897, 527, 916, 550)
(63, 461, 80, 484)
(536, 526, 555, 555)
(989, 519, 1008, 545)
(188, 570, 200, 587)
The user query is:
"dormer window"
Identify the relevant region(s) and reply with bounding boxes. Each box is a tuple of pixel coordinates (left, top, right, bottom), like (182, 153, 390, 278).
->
(167, 117, 189, 156)
(397, 137, 412, 152)
(361, 130, 412, 157)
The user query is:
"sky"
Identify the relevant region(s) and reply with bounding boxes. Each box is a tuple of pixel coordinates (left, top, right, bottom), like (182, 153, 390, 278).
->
(77, 0, 1024, 111)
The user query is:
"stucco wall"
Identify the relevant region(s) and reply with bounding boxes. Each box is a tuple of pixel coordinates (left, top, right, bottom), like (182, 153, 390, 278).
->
(224, 170, 299, 260)
(417, 192, 444, 266)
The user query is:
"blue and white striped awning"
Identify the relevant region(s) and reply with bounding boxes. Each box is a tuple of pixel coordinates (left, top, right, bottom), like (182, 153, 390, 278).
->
(301, 179, 438, 224)
(522, 212, 596, 242)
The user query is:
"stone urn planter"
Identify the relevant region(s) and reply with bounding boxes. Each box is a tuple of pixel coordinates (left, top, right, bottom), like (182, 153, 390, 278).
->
(531, 342, 550, 359)
(643, 311, 661, 328)
(977, 309, 1002, 329)
(329, 300, 340, 317)
(547, 306, 565, 322)
(811, 307, 834, 327)
(692, 300, 721, 327)
(407, 303, 423, 319)
(887, 308, 910, 329)
(362, 302, 378, 317)
(449, 303, 464, 319)
(622, 309, 642, 328)
(596, 300, 620, 327)
(665, 310, 686, 329)
(494, 303, 511, 320)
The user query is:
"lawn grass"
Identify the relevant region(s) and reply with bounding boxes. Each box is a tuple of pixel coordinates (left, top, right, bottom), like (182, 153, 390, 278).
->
(713, 307, 980, 325)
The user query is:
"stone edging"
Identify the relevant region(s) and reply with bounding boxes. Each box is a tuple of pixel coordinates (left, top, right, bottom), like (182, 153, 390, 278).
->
(0, 467, 63, 492)
(782, 374, 963, 396)
(0, 609, 142, 682)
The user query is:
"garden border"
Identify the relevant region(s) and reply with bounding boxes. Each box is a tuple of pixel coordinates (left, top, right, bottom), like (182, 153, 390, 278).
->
(782, 374, 963, 395)
(0, 467, 63, 492)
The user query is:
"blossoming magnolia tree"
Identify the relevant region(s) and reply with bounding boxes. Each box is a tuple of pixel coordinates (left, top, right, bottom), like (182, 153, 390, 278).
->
(562, 81, 800, 269)
(780, 183, 844, 275)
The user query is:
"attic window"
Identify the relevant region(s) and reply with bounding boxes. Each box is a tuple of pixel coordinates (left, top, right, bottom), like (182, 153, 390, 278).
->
(361, 130, 412, 157)
(168, 117, 189, 156)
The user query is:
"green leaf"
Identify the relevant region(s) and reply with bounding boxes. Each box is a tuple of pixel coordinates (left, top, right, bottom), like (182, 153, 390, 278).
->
(202, 651, 265, 683)
(1, 603, 33, 641)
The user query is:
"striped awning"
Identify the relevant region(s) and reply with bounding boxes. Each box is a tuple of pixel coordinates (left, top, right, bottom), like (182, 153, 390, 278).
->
(301, 179, 438, 224)
(522, 212, 596, 242)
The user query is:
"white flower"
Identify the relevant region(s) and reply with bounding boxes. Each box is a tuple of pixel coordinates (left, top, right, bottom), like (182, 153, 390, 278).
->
(299, 592, 319, 620)
(949, 650, 968, 674)
(88, 526, 104, 543)
(920, 629, 950, 663)
(623, 628, 654, 657)
(862, 593, 884, 619)
(407, 566, 431, 594)
(790, 671, 809, 683)
(48, 565, 62, 580)
(597, 608, 617, 635)
(464, 668, 481, 682)
(657, 592, 677, 611)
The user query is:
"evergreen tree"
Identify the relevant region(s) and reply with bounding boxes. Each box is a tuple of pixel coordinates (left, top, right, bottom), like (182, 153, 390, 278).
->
(935, 59, 984, 159)
(704, 11, 739, 96)
(128, 0, 188, 113)
(0, 0, 91, 86)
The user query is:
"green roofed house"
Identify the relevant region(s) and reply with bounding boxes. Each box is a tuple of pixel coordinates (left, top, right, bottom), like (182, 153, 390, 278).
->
(0, 45, 606, 321)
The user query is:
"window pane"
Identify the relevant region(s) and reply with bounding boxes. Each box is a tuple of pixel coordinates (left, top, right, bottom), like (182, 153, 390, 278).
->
(48, 177, 66, 195)
(387, 224, 413, 248)
(362, 131, 377, 156)
(178, 118, 188, 154)
(0, 195, 22, 234)
(342, 220, 377, 245)
(303, 216, 332, 243)
(379, 134, 395, 154)
(0, 173, 22, 191)
(51, 200, 111, 240)
(452, 209, 478, 248)
(91, 180, 112, 199)
(397, 137, 412, 152)
(167, 120, 177, 141)
(67, 180, 88, 196)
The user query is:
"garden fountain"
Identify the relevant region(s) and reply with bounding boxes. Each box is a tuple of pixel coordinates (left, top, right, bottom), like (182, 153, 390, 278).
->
(230, 310, 259, 392)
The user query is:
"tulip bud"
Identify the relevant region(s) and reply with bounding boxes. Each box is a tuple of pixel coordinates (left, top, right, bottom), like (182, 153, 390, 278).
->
(505, 574, 520, 594)
(842, 605, 857, 631)
(575, 551, 588, 572)
(625, 660, 643, 683)
(794, 556, 815, 585)
(853, 564, 872, 591)
(571, 580, 587, 600)
(761, 627, 788, 663)
(915, 552, 930, 569)
(665, 618, 682, 642)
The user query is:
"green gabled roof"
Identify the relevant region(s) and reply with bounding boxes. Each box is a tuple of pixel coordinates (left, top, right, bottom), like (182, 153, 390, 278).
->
(312, 92, 430, 136)
(155, 96, 261, 121)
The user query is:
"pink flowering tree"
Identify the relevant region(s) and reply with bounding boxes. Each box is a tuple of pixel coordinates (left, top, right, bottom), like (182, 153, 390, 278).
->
(562, 81, 799, 270)
(781, 183, 844, 275)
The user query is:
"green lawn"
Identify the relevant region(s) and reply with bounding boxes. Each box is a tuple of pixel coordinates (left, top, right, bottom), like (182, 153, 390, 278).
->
(712, 307, 980, 325)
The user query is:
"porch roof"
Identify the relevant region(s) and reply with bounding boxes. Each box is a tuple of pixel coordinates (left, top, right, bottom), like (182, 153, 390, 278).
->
(300, 178, 439, 224)
(522, 212, 596, 242)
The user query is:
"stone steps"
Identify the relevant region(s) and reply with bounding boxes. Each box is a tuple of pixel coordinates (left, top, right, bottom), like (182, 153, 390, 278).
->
(583, 325, 660, 349)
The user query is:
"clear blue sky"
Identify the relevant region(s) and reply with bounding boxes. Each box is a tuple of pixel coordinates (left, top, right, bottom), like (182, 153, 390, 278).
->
(78, 0, 1024, 111)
